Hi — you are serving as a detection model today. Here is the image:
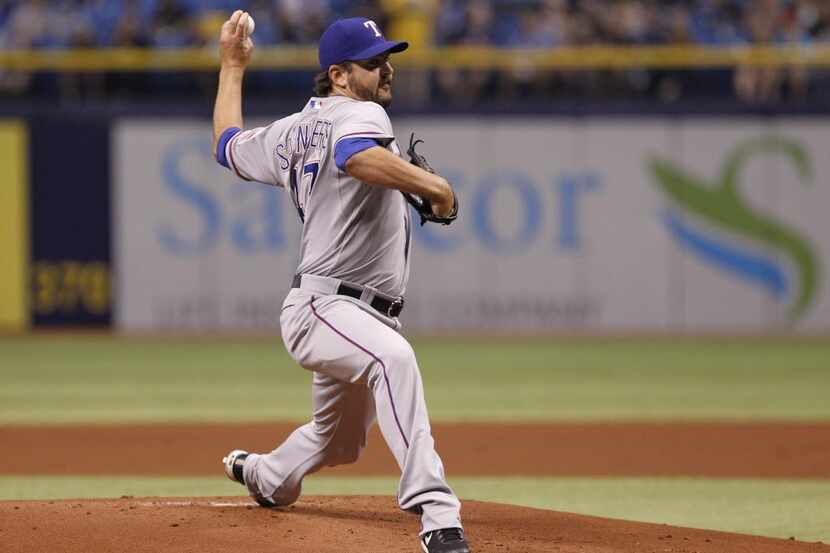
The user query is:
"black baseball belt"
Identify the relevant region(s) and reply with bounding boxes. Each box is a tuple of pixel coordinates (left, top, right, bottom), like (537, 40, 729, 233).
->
(292, 274, 405, 318)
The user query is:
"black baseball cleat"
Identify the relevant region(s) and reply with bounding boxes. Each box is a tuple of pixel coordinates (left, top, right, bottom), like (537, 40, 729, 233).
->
(222, 449, 249, 485)
(420, 527, 471, 553)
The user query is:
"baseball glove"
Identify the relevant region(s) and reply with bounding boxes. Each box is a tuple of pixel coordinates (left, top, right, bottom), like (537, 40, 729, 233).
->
(402, 133, 458, 226)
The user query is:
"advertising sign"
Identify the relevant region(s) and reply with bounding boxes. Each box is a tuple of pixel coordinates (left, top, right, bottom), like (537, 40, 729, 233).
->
(114, 118, 830, 333)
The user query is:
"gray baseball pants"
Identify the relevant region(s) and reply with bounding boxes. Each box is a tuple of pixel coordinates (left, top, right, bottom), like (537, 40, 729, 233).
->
(241, 286, 462, 535)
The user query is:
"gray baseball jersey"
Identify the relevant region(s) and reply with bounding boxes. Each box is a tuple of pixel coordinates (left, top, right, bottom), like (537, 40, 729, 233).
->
(220, 95, 462, 536)
(224, 95, 412, 297)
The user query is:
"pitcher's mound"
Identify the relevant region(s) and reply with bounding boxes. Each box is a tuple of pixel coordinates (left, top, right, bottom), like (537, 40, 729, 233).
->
(2, 495, 827, 553)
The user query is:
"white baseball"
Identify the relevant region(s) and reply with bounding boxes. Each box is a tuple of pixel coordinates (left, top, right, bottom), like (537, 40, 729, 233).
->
(243, 13, 255, 35)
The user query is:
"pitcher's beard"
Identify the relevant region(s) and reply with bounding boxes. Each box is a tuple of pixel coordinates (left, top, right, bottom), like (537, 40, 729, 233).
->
(376, 83, 393, 108)
(349, 75, 392, 108)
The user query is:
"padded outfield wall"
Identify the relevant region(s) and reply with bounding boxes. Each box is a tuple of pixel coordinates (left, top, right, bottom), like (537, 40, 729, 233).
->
(113, 117, 830, 334)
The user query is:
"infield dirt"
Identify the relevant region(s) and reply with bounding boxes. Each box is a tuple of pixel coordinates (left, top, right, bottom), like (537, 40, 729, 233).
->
(3, 421, 830, 477)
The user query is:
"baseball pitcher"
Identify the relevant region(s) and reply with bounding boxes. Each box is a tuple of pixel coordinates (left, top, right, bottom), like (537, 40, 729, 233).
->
(212, 10, 468, 553)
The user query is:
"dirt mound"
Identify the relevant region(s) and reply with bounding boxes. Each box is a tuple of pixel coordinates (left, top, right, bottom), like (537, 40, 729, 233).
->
(2, 496, 827, 553)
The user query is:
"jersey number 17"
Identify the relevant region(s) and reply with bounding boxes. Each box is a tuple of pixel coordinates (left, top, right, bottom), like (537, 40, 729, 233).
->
(288, 161, 319, 223)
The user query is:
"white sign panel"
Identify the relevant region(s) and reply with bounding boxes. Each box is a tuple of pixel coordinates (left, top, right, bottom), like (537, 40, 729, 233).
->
(114, 118, 830, 333)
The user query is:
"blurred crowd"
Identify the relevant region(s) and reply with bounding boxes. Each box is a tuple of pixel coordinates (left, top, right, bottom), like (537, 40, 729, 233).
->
(434, 0, 830, 104)
(1, 0, 829, 106)
(437, 0, 830, 47)
(0, 0, 387, 48)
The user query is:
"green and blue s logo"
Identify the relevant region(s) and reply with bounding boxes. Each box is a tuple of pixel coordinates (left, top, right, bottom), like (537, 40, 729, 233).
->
(649, 136, 820, 322)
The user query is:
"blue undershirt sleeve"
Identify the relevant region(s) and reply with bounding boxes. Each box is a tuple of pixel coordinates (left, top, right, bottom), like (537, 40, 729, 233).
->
(334, 137, 381, 171)
(215, 127, 241, 168)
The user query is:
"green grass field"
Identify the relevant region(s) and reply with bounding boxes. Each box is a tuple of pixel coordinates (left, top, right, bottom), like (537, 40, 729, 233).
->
(2, 335, 829, 541)
(2, 336, 829, 423)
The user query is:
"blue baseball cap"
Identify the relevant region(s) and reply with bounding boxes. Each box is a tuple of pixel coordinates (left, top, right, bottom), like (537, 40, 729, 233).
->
(318, 17, 408, 70)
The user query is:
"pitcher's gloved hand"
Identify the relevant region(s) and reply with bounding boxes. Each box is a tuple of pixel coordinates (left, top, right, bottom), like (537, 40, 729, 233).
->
(401, 133, 458, 226)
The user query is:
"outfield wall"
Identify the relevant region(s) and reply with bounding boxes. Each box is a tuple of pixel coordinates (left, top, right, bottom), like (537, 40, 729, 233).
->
(113, 117, 830, 334)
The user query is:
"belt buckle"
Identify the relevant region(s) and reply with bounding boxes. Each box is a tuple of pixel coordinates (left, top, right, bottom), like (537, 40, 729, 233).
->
(388, 297, 404, 317)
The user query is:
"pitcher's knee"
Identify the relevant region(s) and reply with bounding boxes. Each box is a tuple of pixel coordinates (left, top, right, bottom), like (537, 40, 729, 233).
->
(266, 483, 301, 507)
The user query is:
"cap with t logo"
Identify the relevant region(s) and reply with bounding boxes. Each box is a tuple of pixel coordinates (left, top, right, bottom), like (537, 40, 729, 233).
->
(318, 17, 408, 70)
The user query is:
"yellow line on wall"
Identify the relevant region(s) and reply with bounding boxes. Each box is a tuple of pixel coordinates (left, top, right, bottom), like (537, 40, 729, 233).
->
(1, 44, 830, 71)
(0, 121, 29, 331)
